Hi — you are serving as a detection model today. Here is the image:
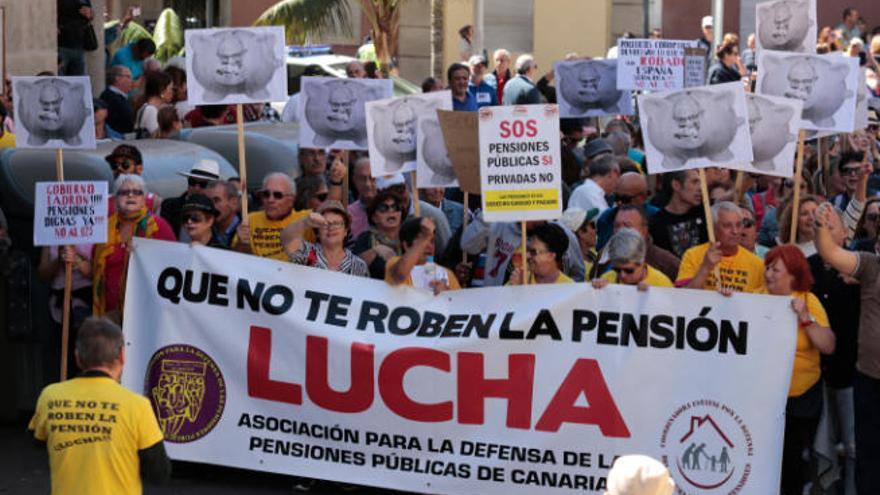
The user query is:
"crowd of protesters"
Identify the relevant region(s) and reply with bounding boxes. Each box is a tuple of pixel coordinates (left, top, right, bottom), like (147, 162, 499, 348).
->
(0, 3, 878, 495)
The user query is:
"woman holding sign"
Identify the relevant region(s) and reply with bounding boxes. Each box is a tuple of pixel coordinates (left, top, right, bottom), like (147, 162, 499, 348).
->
(92, 175, 176, 317)
(761, 245, 835, 495)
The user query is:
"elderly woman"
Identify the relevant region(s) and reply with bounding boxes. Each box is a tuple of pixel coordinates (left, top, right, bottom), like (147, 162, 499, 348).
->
(181, 194, 226, 248)
(592, 228, 673, 290)
(93, 174, 176, 317)
(282, 200, 368, 277)
(352, 190, 405, 279)
(508, 223, 573, 285)
(761, 245, 835, 495)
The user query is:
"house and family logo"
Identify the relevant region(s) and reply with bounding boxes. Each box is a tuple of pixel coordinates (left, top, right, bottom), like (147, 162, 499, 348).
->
(659, 399, 754, 494)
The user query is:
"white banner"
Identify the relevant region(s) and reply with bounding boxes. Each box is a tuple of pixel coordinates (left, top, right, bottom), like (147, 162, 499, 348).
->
(124, 239, 796, 495)
(478, 104, 562, 223)
(33, 181, 108, 246)
(616, 39, 699, 91)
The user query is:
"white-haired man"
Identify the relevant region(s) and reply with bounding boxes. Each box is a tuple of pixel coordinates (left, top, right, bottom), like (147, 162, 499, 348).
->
(502, 54, 543, 105)
(484, 48, 512, 104)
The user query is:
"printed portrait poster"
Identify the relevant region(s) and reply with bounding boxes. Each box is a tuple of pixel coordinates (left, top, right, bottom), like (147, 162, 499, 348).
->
(755, 0, 817, 54)
(366, 91, 451, 177)
(478, 105, 562, 222)
(12, 76, 96, 150)
(298, 77, 393, 151)
(638, 82, 754, 174)
(744, 93, 803, 177)
(34, 181, 109, 246)
(555, 59, 632, 118)
(185, 26, 287, 105)
(757, 50, 859, 132)
(416, 107, 459, 188)
(616, 38, 700, 91)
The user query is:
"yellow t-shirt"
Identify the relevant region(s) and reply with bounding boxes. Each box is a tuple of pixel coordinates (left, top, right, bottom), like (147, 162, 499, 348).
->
(0, 131, 15, 148)
(236, 209, 314, 261)
(385, 256, 461, 290)
(509, 271, 574, 285)
(601, 265, 673, 287)
(676, 243, 765, 293)
(28, 376, 165, 495)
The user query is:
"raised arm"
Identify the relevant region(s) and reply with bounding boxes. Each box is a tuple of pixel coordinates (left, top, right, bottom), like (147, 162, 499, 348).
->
(815, 204, 858, 276)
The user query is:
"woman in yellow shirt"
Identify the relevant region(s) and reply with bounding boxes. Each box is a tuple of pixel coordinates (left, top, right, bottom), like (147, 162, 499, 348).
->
(508, 223, 574, 285)
(762, 244, 834, 495)
(592, 228, 673, 291)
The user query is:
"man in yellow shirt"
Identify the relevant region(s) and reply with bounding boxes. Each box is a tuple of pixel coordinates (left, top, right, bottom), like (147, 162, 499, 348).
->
(592, 228, 673, 290)
(386, 217, 461, 293)
(234, 173, 314, 260)
(676, 201, 765, 292)
(29, 317, 170, 495)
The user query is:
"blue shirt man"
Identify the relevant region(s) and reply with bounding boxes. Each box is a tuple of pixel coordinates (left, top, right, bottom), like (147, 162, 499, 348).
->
(467, 55, 498, 108)
(110, 38, 155, 83)
(448, 62, 478, 112)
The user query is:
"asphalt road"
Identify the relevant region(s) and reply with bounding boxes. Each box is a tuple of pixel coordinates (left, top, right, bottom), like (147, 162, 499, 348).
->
(0, 418, 404, 495)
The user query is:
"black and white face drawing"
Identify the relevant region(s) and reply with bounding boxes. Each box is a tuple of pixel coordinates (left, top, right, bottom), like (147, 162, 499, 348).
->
(186, 27, 286, 104)
(756, 0, 815, 52)
(555, 59, 632, 118)
(13, 76, 95, 149)
(417, 117, 456, 187)
(367, 91, 451, 176)
(758, 51, 858, 132)
(638, 82, 753, 172)
(300, 77, 392, 150)
(746, 93, 801, 175)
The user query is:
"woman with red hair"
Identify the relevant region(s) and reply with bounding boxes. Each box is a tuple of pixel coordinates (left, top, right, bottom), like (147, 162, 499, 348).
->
(763, 244, 835, 495)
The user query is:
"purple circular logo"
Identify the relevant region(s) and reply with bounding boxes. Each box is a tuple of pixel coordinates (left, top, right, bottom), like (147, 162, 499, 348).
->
(144, 344, 226, 443)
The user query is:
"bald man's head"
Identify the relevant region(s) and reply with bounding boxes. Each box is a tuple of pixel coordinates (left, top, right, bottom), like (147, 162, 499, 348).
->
(615, 172, 649, 205)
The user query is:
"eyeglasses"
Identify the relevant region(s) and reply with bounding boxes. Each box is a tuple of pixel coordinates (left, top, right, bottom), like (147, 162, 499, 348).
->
(117, 188, 144, 197)
(188, 178, 209, 189)
(742, 218, 756, 228)
(183, 212, 207, 224)
(258, 189, 290, 200)
(612, 265, 641, 275)
(321, 220, 346, 230)
(841, 167, 861, 177)
(376, 202, 401, 213)
(314, 192, 329, 202)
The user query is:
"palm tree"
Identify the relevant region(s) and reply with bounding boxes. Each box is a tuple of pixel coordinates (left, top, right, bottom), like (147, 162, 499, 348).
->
(430, 0, 444, 81)
(254, 0, 406, 73)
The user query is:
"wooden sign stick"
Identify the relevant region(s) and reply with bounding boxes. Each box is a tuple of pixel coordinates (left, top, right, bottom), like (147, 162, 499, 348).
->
(56, 149, 74, 381)
(411, 171, 421, 217)
(521, 221, 529, 285)
(236, 104, 249, 218)
(462, 191, 469, 264)
(788, 130, 807, 245)
(697, 168, 721, 288)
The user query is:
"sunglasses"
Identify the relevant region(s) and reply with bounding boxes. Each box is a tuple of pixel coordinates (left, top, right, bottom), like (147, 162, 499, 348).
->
(841, 167, 861, 177)
(258, 190, 290, 200)
(188, 178, 209, 188)
(114, 158, 136, 171)
(183, 212, 207, 224)
(742, 218, 755, 228)
(117, 188, 144, 197)
(612, 265, 640, 275)
(376, 202, 401, 213)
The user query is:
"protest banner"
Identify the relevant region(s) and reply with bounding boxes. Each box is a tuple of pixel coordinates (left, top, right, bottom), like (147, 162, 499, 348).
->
(33, 181, 108, 246)
(299, 77, 393, 151)
(185, 26, 287, 218)
(11, 76, 96, 150)
(755, 0, 817, 54)
(638, 82, 754, 174)
(124, 238, 796, 495)
(477, 105, 562, 223)
(367, 91, 452, 177)
(555, 59, 632, 118)
(437, 110, 481, 194)
(616, 39, 700, 91)
(757, 50, 859, 133)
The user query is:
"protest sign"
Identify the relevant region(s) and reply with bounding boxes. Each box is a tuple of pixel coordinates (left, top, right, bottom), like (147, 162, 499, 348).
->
(367, 91, 451, 177)
(124, 238, 795, 495)
(757, 50, 859, 132)
(744, 93, 803, 177)
(417, 112, 457, 188)
(638, 82, 754, 174)
(478, 105, 562, 222)
(298, 77, 393, 151)
(616, 39, 700, 91)
(33, 181, 109, 246)
(755, 0, 817, 54)
(554, 59, 632, 118)
(683, 47, 708, 87)
(12, 76, 96, 150)
(185, 27, 287, 105)
(437, 110, 481, 194)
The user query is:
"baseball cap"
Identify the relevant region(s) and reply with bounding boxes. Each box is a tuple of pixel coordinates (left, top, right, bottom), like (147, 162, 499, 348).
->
(468, 54, 487, 67)
(560, 207, 600, 232)
(105, 144, 142, 165)
(181, 194, 219, 217)
(583, 138, 614, 160)
(702, 15, 714, 28)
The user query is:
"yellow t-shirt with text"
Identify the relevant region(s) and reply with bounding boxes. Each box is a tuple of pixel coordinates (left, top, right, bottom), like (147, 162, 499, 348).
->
(601, 265, 673, 287)
(237, 209, 314, 261)
(676, 243, 765, 293)
(28, 376, 165, 495)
